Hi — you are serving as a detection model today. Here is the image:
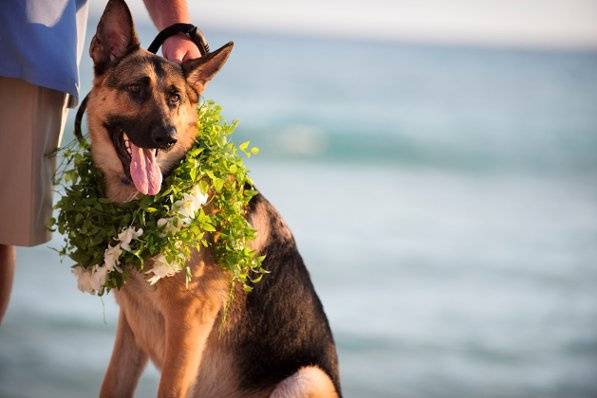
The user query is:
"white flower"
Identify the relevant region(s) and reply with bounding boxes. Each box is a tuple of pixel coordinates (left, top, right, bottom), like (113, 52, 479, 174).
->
(174, 197, 196, 222)
(72, 186, 208, 293)
(173, 185, 208, 224)
(157, 185, 208, 235)
(103, 244, 123, 273)
(175, 202, 194, 222)
(90, 265, 109, 293)
(146, 254, 178, 285)
(72, 264, 109, 295)
(72, 266, 95, 294)
(188, 185, 209, 209)
(157, 217, 179, 235)
(100, 227, 142, 275)
(117, 227, 143, 251)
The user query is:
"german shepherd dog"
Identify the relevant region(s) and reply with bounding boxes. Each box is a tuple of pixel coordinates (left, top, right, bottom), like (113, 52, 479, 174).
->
(86, 1, 340, 397)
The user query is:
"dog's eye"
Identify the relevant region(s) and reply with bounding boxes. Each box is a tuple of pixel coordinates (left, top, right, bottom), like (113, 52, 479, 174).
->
(128, 84, 142, 94)
(126, 84, 146, 101)
(168, 93, 181, 106)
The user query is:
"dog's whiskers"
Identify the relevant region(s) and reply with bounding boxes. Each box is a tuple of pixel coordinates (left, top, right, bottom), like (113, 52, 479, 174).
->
(125, 190, 139, 202)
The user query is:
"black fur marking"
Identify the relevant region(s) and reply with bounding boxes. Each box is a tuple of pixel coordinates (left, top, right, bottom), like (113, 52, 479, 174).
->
(233, 193, 342, 396)
(103, 119, 132, 179)
(104, 115, 154, 148)
(126, 76, 151, 104)
(151, 57, 165, 79)
(106, 57, 152, 88)
(104, 55, 148, 85)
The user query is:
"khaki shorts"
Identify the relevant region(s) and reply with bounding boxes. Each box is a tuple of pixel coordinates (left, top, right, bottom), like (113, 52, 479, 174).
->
(0, 76, 69, 246)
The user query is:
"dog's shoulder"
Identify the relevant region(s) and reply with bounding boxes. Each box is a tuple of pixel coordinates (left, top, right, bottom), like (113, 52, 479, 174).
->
(247, 191, 293, 252)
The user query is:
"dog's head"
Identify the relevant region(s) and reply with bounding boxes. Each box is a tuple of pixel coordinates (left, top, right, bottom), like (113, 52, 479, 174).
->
(86, 0, 232, 202)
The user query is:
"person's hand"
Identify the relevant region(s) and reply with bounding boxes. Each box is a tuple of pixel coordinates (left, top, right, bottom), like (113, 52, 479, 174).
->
(162, 34, 201, 63)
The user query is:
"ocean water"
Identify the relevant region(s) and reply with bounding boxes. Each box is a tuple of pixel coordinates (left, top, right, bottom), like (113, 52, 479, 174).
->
(1, 21, 597, 398)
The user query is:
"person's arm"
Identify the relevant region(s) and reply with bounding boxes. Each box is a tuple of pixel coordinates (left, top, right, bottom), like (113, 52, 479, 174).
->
(143, 0, 201, 63)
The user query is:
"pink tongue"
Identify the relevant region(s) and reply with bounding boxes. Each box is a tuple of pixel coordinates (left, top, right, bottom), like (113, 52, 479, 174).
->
(129, 142, 162, 195)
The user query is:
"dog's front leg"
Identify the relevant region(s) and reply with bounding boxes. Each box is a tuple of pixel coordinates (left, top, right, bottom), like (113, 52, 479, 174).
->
(157, 307, 220, 398)
(100, 311, 148, 398)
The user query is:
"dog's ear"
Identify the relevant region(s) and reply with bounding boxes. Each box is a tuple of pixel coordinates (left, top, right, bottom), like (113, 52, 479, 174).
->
(182, 42, 234, 93)
(90, 0, 140, 74)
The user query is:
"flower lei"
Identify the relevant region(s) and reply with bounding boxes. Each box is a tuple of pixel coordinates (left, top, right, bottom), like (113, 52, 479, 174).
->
(51, 101, 265, 295)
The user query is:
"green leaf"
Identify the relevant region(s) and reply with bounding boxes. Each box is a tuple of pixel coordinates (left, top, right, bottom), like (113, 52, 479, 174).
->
(239, 141, 250, 152)
(51, 100, 267, 302)
(213, 178, 224, 192)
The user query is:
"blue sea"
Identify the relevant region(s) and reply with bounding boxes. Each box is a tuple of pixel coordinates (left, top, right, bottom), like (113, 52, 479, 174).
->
(1, 20, 597, 398)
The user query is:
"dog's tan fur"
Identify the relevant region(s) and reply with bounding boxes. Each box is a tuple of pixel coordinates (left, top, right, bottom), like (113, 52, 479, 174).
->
(89, 2, 338, 397)
(101, 252, 231, 397)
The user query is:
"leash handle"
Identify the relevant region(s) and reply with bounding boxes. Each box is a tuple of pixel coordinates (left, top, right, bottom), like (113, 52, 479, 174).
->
(75, 24, 211, 143)
(147, 23, 210, 56)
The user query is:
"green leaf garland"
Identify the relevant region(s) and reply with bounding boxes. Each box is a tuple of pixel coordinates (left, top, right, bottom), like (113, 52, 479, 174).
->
(51, 100, 265, 295)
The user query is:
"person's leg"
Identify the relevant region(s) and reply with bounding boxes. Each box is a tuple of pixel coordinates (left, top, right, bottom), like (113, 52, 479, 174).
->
(0, 244, 15, 323)
(0, 76, 68, 322)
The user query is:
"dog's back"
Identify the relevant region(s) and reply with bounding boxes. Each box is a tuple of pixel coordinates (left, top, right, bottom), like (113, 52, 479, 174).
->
(188, 193, 341, 397)
(233, 193, 341, 394)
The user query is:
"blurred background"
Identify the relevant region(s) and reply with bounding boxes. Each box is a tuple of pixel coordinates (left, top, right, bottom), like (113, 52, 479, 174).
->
(2, 0, 597, 397)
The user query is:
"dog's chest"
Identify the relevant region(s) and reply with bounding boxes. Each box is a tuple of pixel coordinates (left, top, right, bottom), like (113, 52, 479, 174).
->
(112, 260, 231, 371)
(114, 273, 167, 366)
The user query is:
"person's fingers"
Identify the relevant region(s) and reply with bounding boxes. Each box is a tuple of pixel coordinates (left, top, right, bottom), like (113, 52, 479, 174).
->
(162, 36, 201, 64)
(182, 45, 201, 62)
(162, 42, 186, 63)
(168, 47, 188, 64)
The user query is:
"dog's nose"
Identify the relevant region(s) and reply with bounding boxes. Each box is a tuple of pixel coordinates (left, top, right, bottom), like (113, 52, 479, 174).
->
(151, 125, 177, 148)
